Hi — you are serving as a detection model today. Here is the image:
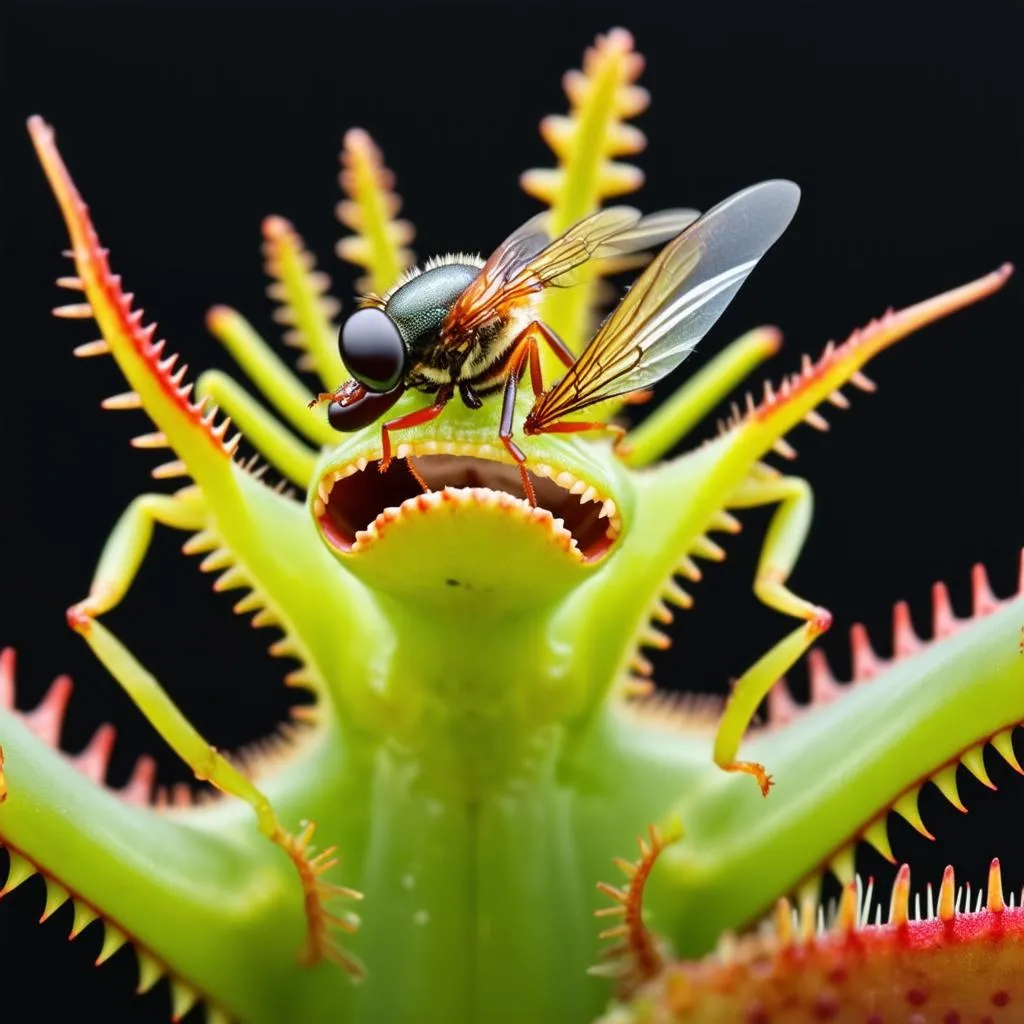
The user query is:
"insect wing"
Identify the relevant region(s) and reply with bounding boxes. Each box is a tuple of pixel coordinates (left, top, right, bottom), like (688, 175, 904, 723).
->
(445, 207, 637, 336)
(593, 208, 700, 258)
(527, 180, 800, 427)
(472, 210, 552, 286)
(442, 207, 700, 339)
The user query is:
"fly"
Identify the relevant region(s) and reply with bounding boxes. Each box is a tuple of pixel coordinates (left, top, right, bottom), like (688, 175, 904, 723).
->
(310, 181, 800, 505)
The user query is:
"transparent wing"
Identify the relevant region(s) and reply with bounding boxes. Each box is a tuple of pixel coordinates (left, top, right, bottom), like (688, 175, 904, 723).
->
(527, 180, 800, 427)
(595, 208, 701, 257)
(442, 206, 700, 339)
(473, 211, 552, 285)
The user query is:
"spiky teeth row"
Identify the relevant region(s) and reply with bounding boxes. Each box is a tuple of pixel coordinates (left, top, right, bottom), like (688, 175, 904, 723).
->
(0, 840, 229, 1023)
(531, 461, 622, 531)
(312, 443, 623, 560)
(788, 721, 1024, 915)
(536, 468, 619, 518)
(351, 487, 579, 553)
(760, 860, 1019, 951)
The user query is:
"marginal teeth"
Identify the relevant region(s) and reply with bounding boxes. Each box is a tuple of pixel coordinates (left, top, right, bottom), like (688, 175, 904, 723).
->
(318, 445, 623, 560)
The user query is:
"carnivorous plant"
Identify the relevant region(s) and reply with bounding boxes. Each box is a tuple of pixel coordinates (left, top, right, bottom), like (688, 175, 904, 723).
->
(2, 26, 1022, 1024)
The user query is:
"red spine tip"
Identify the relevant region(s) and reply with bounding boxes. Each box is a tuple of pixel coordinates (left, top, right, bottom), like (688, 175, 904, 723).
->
(808, 607, 833, 637)
(25, 674, 74, 747)
(66, 605, 92, 635)
(0, 647, 15, 709)
(971, 563, 1000, 615)
(75, 723, 117, 784)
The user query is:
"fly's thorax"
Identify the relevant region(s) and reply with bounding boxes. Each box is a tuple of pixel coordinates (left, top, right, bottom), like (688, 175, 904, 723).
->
(385, 262, 480, 353)
(405, 306, 531, 392)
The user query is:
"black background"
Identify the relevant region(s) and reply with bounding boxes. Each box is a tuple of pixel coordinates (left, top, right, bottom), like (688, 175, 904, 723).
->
(2, 2, 1023, 1020)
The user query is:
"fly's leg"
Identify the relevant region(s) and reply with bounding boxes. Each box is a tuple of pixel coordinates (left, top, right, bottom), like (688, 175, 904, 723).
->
(308, 388, 343, 408)
(519, 314, 627, 455)
(499, 336, 542, 506)
(379, 384, 453, 471)
(526, 417, 628, 449)
(498, 320, 577, 506)
(711, 464, 832, 794)
(529, 320, 577, 371)
(67, 493, 362, 971)
(524, 327, 782, 460)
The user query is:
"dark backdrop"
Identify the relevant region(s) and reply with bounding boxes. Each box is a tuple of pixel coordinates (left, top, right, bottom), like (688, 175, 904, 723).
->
(2, 2, 1023, 1019)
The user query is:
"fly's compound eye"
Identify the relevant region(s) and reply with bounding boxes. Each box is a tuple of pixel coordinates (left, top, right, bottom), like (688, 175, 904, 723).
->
(339, 308, 407, 391)
(327, 383, 405, 432)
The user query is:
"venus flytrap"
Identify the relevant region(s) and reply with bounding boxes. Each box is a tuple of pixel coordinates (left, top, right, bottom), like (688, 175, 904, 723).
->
(1, 26, 1021, 1024)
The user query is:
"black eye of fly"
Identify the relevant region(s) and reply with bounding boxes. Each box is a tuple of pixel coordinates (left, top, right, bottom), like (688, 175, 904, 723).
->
(339, 308, 407, 392)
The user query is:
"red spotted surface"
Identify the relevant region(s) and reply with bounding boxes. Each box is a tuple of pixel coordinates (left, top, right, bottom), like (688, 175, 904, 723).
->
(635, 866, 1024, 1023)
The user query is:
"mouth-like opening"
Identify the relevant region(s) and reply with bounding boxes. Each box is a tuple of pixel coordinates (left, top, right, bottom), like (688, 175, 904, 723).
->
(313, 448, 622, 562)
